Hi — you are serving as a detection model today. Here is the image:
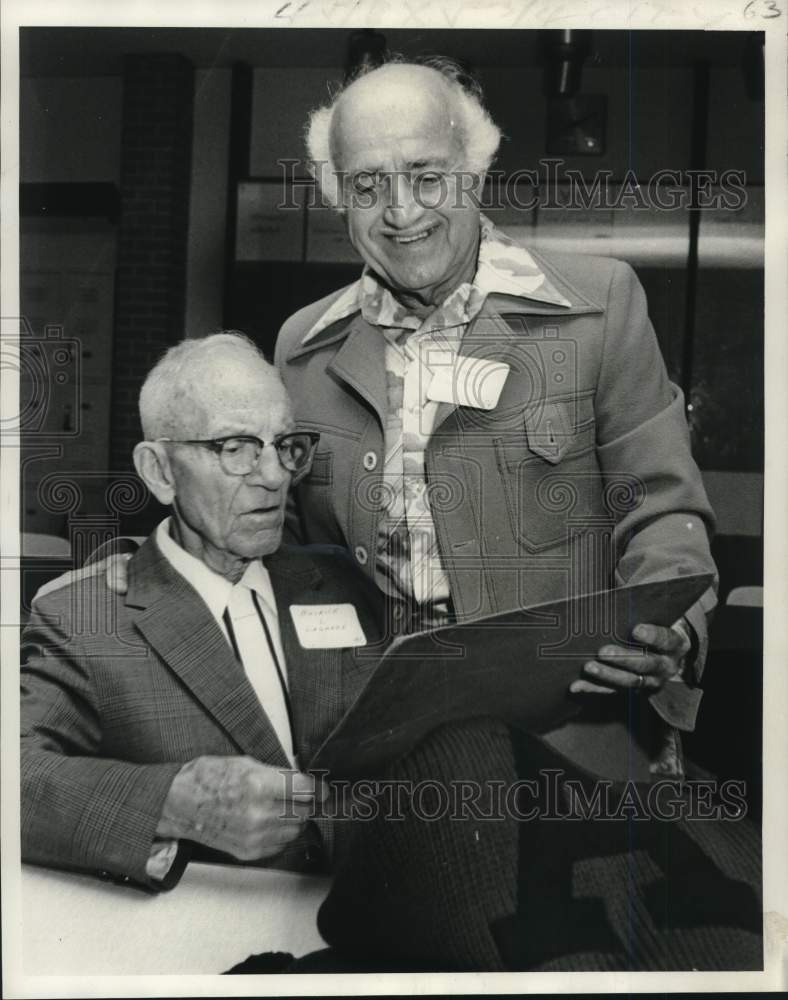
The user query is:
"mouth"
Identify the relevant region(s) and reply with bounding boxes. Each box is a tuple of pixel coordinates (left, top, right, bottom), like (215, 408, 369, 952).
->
(243, 506, 281, 520)
(386, 223, 440, 246)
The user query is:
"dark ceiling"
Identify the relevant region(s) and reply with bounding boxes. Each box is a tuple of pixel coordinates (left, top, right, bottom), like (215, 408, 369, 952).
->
(21, 27, 756, 77)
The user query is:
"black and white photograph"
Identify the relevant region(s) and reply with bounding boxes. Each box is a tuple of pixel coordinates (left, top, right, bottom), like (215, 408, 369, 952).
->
(1, 0, 786, 993)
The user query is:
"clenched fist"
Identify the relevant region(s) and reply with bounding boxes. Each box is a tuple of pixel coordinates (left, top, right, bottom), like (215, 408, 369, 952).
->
(156, 755, 328, 861)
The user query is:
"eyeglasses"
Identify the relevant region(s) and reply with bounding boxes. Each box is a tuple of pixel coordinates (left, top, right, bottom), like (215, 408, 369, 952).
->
(158, 432, 320, 477)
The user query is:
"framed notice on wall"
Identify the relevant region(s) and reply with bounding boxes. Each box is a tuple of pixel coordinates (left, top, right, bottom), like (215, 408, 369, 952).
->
(305, 203, 358, 264)
(235, 180, 306, 262)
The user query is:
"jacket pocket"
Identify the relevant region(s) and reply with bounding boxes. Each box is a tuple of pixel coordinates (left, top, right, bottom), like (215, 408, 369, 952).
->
(523, 400, 576, 463)
(494, 398, 601, 551)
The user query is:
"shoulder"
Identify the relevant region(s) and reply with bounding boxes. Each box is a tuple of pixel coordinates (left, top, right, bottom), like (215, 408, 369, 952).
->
(530, 248, 635, 305)
(29, 568, 109, 618)
(275, 283, 358, 363)
(26, 535, 160, 642)
(25, 567, 119, 648)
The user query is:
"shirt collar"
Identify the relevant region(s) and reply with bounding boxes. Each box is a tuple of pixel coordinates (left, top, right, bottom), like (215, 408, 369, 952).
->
(238, 557, 279, 620)
(474, 214, 572, 306)
(155, 518, 278, 625)
(300, 214, 570, 344)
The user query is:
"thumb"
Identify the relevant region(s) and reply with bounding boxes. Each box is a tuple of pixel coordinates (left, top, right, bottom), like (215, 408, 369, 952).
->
(286, 769, 329, 802)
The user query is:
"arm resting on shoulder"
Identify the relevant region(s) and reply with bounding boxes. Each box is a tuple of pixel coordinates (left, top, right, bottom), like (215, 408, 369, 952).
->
(33, 536, 143, 602)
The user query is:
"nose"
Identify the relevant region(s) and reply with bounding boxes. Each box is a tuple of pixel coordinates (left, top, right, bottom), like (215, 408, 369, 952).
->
(244, 443, 290, 490)
(382, 172, 425, 230)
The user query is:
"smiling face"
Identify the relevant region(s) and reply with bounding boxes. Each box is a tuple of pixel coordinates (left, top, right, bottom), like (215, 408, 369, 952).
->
(331, 65, 484, 314)
(163, 351, 294, 575)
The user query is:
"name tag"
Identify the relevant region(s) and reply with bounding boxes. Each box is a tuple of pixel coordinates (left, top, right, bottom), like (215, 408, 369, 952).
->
(426, 355, 510, 410)
(290, 604, 367, 649)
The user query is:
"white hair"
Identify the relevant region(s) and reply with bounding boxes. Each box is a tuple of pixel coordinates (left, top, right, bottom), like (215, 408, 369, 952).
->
(306, 56, 502, 211)
(139, 331, 278, 439)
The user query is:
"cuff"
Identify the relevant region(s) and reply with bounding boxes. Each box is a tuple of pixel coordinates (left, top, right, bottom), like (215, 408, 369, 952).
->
(647, 617, 704, 731)
(146, 838, 180, 881)
(648, 680, 703, 732)
(671, 616, 695, 680)
(683, 587, 716, 682)
(150, 840, 192, 891)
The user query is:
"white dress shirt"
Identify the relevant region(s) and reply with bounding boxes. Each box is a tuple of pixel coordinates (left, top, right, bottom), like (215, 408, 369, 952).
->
(146, 519, 295, 881)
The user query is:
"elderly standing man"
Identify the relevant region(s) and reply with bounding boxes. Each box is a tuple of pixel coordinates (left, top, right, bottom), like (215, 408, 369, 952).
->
(275, 58, 718, 771)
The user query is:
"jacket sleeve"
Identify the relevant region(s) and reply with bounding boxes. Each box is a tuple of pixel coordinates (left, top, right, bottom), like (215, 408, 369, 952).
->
(594, 260, 718, 730)
(21, 599, 185, 891)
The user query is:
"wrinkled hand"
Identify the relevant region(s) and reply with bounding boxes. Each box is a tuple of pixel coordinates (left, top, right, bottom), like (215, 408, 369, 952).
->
(569, 622, 691, 697)
(156, 755, 328, 861)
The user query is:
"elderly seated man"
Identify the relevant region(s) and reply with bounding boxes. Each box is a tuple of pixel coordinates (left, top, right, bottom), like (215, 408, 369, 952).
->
(21, 331, 520, 971)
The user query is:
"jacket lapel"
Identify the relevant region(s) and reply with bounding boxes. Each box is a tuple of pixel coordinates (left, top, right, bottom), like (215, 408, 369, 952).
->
(265, 547, 347, 769)
(288, 248, 606, 438)
(126, 536, 290, 767)
(326, 313, 388, 428)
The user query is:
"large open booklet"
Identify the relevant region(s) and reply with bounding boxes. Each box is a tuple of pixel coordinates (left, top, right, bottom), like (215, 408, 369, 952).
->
(309, 572, 714, 782)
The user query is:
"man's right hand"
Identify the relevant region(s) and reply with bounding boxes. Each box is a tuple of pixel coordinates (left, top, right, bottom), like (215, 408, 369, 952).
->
(155, 755, 328, 861)
(104, 552, 132, 595)
(34, 552, 133, 601)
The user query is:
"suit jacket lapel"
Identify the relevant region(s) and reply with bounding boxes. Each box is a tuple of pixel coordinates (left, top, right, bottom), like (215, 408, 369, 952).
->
(265, 548, 347, 769)
(126, 537, 290, 767)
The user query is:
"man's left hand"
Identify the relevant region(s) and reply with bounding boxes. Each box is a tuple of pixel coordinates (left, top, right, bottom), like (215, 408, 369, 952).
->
(569, 622, 691, 696)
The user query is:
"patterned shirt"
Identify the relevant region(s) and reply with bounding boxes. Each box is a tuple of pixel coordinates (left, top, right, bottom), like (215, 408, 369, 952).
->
(302, 216, 571, 626)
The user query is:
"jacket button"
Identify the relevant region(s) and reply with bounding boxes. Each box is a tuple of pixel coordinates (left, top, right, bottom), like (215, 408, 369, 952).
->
(354, 545, 368, 565)
(362, 451, 378, 471)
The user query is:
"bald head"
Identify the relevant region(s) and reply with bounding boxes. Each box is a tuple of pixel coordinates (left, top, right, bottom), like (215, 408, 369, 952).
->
(306, 57, 501, 211)
(139, 333, 290, 441)
(330, 64, 463, 172)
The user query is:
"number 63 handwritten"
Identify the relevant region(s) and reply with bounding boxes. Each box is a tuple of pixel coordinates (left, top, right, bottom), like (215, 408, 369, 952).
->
(744, 0, 782, 18)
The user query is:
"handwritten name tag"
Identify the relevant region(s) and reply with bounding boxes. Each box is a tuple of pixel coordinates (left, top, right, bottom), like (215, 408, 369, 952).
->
(290, 604, 367, 649)
(427, 356, 510, 410)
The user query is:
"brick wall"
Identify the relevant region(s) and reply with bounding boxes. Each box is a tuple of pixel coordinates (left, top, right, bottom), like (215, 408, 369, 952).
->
(110, 53, 194, 469)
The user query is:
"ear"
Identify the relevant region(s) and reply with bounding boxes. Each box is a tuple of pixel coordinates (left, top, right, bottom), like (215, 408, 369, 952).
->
(133, 442, 176, 506)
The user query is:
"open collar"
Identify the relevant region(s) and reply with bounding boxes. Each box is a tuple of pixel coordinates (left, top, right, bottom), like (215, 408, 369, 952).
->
(287, 217, 604, 365)
(298, 214, 574, 347)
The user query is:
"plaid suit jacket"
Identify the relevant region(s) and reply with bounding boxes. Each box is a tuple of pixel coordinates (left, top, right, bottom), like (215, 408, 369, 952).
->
(20, 536, 384, 890)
